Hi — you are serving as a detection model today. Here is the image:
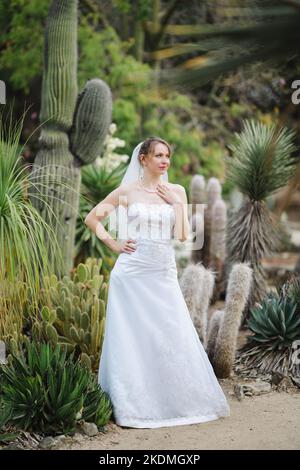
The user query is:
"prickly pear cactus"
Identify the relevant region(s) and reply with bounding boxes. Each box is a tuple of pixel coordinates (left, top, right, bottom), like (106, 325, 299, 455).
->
(33, 258, 108, 372)
(29, 0, 112, 276)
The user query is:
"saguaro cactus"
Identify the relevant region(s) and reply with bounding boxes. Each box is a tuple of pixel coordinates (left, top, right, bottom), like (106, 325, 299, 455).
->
(29, 0, 112, 276)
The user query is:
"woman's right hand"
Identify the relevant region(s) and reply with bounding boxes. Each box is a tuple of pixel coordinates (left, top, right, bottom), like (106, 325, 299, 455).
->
(116, 239, 137, 254)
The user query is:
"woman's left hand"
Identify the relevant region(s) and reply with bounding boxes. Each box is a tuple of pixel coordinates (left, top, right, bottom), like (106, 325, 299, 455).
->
(156, 184, 182, 206)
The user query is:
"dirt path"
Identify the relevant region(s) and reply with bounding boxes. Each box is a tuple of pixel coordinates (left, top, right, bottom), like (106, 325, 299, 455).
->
(58, 384, 300, 450)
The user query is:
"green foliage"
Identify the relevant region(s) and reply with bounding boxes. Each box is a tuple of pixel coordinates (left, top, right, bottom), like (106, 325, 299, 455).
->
(247, 292, 300, 350)
(77, 20, 225, 190)
(0, 0, 50, 93)
(0, 2, 228, 191)
(226, 119, 297, 200)
(0, 341, 112, 435)
(0, 108, 65, 342)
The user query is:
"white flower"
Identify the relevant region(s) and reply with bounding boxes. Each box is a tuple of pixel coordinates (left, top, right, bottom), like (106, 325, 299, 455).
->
(109, 123, 117, 134)
(96, 123, 129, 171)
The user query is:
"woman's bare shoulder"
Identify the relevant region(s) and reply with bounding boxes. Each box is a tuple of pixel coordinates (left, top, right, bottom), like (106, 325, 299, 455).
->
(117, 180, 140, 206)
(167, 182, 185, 192)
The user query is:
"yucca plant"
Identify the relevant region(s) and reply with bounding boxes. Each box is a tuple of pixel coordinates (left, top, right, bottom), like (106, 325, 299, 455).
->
(0, 109, 65, 344)
(225, 119, 297, 319)
(0, 340, 113, 435)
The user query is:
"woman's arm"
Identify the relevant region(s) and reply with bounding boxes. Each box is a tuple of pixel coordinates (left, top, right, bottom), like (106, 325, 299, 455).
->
(84, 185, 128, 253)
(172, 185, 190, 242)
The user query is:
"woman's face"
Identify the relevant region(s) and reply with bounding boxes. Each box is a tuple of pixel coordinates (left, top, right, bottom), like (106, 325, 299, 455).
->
(143, 142, 170, 177)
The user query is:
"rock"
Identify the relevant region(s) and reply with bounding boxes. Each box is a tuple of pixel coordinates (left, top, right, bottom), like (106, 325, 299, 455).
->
(39, 435, 68, 450)
(233, 384, 245, 401)
(242, 381, 272, 395)
(234, 380, 272, 397)
(2, 443, 23, 450)
(271, 371, 286, 386)
(80, 421, 99, 437)
(39, 437, 57, 450)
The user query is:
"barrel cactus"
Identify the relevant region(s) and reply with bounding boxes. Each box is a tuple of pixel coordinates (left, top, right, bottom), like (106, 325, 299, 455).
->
(29, 0, 112, 276)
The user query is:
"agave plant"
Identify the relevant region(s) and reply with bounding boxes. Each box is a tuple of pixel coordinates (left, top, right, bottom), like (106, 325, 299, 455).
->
(225, 119, 297, 318)
(0, 340, 113, 435)
(235, 290, 300, 384)
(247, 292, 300, 350)
(0, 109, 65, 344)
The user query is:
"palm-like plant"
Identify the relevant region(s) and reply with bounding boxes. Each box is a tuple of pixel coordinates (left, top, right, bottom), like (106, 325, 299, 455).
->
(0, 110, 65, 344)
(225, 119, 297, 318)
(151, 2, 300, 89)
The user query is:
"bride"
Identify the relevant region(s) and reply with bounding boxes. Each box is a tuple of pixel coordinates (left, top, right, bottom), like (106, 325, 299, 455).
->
(84, 136, 230, 429)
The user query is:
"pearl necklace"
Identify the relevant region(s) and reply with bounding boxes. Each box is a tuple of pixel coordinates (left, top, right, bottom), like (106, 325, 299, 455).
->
(139, 176, 161, 193)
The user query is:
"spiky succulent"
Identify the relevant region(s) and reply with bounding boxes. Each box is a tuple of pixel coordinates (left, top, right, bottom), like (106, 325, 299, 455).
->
(280, 275, 300, 313)
(247, 292, 300, 350)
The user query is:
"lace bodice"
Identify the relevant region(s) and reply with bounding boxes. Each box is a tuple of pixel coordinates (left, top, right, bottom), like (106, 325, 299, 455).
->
(118, 202, 176, 264)
(127, 202, 175, 240)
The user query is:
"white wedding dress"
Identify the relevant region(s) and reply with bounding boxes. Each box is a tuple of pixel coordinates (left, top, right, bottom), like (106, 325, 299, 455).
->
(98, 202, 230, 428)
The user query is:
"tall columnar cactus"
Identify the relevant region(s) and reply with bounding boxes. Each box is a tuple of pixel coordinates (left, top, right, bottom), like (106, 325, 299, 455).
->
(29, 0, 112, 276)
(179, 262, 215, 347)
(206, 309, 224, 363)
(179, 264, 203, 322)
(190, 211, 204, 264)
(190, 174, 206, 207)
(190, 175, 206, 264)
(210, 199, 227, 300)
(203, 177, 221, 267)
(193, 266, 215, 348)
(189, 175, 226, 291)
(32, 257, 108, 372)
(213, 262, 253, 378)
